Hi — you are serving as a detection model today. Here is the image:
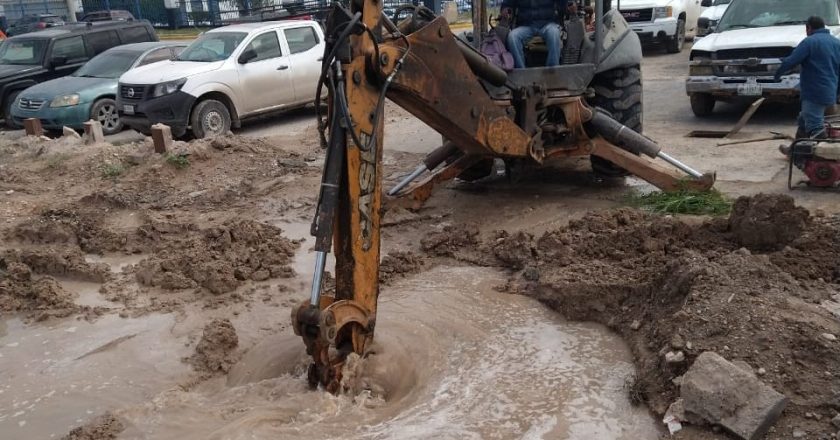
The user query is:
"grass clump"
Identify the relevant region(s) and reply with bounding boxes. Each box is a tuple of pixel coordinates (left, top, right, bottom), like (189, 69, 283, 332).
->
(101, 162, 125, 179)
(628, 188, 731, 216)
(165, 154, 189, 169)
(45, 153, 70, 170)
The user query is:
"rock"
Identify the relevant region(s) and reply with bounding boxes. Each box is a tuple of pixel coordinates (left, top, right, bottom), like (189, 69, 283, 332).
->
(831, 414, 840, 429)
(757, 368, 767, 376)
(62, 126, 81, 139)
(681, 351, 788, 440)
(793, 429, 806, 438)
(522, 266, 540, 281)
(630, 320, 642, 331)
(664, 399, 685, 435)
(671, 334, 686, 349)
(733, 360, 756, 377)
(822, 333, 837, 342)
(665, 351, 685, 364)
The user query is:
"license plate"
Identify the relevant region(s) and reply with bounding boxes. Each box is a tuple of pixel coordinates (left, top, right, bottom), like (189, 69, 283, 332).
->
(123, 104, 135, 115)
(737, 83, 762, 96)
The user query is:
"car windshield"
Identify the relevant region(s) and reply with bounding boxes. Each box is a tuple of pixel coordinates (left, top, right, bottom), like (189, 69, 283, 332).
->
(177, 32, 247, 62)
(73, 50, 140, 78)
(0, 39, 47, 65)
(717, 0, 840, 32)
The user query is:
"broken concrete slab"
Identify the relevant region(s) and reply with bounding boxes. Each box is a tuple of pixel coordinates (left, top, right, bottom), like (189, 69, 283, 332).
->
(681, 351, 788, 440)
(151, 123, 173, 154)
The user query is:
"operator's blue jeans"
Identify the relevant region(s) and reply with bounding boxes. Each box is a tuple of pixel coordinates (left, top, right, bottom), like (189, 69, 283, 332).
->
(507, 23, 563, 68)
(798, 99, 828, 137)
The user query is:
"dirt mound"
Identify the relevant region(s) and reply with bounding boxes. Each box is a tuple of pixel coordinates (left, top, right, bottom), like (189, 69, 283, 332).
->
(729, 193, 810, 251)
(379, 251, 427, 284)
(2, 248, 110, 282)
(135, 219, 298, 294)
(10, 209, 128, 254)
(61, 412, 125, 440)
(186, 318, 239, 374)
(420, 223, 480, 257)
(446, 198, 840, 438)
(0, 260, 75, 315)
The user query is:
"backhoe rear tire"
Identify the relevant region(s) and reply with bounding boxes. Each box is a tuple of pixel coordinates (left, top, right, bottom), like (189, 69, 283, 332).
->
(587, 64, 643, 177)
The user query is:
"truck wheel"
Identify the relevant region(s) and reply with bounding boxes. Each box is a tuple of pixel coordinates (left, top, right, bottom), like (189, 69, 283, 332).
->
(690, 93, 716, 117)
(588, 64, 643, 177)
(191, 99, 231, 139)
(4, 90, 21, 129)
(91, 98, 123, 135)
(666, 19, 686, 54)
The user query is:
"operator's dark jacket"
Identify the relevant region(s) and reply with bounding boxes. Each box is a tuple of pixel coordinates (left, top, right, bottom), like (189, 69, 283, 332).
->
(776, 28, 840, 106)
(500, 0, 569, 28)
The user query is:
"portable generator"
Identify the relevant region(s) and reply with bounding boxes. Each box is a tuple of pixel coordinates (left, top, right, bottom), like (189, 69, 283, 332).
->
(788, 120, 840, 189)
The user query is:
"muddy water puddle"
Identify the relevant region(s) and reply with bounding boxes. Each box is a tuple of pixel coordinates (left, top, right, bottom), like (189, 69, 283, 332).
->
(0, 313, 190, 438)
(116, 266, 661, 440)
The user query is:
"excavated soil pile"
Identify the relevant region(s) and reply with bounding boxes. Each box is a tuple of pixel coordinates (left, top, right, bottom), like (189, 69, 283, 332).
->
(61, 413, 125, 440)
(0, 248, 111, 319)
(134, 219, 299, 294)
(186, 318, 239, 375)
(379, 251, 427, 284)
(452, 194, 840, 438)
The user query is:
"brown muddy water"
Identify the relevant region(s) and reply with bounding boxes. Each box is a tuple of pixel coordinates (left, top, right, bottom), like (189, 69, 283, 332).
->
(1, 258, 661, 439)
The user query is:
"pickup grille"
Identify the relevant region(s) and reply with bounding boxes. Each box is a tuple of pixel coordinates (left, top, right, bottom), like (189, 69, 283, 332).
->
(714, 47, 793, 60)
(18, 97, 46, 111)
(120, 84, 146, 100)
(620, 8, 653, 23)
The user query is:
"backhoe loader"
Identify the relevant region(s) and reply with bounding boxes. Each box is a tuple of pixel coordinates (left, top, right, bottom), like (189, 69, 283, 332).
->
(292, 0, 715, 392)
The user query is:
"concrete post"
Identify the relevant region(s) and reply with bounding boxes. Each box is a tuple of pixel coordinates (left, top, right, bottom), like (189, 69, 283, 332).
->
(83, 120, 105, 144)
(65, 0, 77, 22)
(23, 118, 43, 137)
(151, 123, 173, 154)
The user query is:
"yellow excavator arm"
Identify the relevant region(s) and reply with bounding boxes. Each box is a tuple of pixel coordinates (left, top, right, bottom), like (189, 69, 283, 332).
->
(292, 0, 714, 392)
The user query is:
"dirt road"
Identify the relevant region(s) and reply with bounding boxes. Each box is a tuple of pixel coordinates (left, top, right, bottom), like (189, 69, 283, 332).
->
(1, 43, 839, 440)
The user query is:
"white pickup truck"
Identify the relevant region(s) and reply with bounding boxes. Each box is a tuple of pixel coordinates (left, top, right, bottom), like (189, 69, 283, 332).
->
(686, 0, 840, 116)
(617, 0, 707, 53)
(117, 20, 324, 138)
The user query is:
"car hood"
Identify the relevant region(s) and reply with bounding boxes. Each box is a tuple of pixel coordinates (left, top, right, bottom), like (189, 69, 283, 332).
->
(0, 64, 41, 78)
(693, 25, 840, 51)
(700, 4, 728, 21)
(617, 0, 672, 9)
(119, 60, 225, 84)
(19, 76, 115, 100)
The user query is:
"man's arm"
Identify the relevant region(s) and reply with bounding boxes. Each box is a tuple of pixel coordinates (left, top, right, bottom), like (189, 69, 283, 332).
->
(775, 39, 811, 79)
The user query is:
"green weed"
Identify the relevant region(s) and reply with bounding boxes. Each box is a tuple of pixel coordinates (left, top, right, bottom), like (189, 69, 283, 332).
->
(101, 162, 125, 179)
(165, 154, 190, 169)
(628, 188, 732, 216)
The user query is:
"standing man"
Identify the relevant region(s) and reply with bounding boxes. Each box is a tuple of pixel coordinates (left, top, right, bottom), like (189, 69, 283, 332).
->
(775, 16, 840, 139)
(502, 0, 569, 68)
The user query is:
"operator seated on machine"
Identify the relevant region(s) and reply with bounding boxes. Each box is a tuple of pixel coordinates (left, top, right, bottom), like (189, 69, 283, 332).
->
(501, 0, 570, 68)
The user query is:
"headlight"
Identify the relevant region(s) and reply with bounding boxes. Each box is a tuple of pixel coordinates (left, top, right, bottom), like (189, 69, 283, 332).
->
(152, 78, 187, 97)
(50, 94, 80, 107)
(654, 6, 673, 19)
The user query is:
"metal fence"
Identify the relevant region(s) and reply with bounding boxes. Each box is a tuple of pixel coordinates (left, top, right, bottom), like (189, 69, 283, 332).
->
(0, 0, 480, 29)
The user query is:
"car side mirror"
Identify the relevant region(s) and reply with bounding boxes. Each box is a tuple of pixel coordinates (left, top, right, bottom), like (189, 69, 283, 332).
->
(701, 0, 712, 7)
(50, 55, 68, 68)
(238, 49, 257, 64)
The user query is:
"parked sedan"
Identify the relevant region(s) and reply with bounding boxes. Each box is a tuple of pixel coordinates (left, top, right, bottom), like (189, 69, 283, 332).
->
(11, 42, 185, 134)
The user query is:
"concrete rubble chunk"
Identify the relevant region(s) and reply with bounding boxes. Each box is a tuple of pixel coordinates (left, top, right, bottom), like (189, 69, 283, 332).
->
(681, 351, 788, 440)
(62, 126, 81, 139)
(83, 120, 105, 145)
